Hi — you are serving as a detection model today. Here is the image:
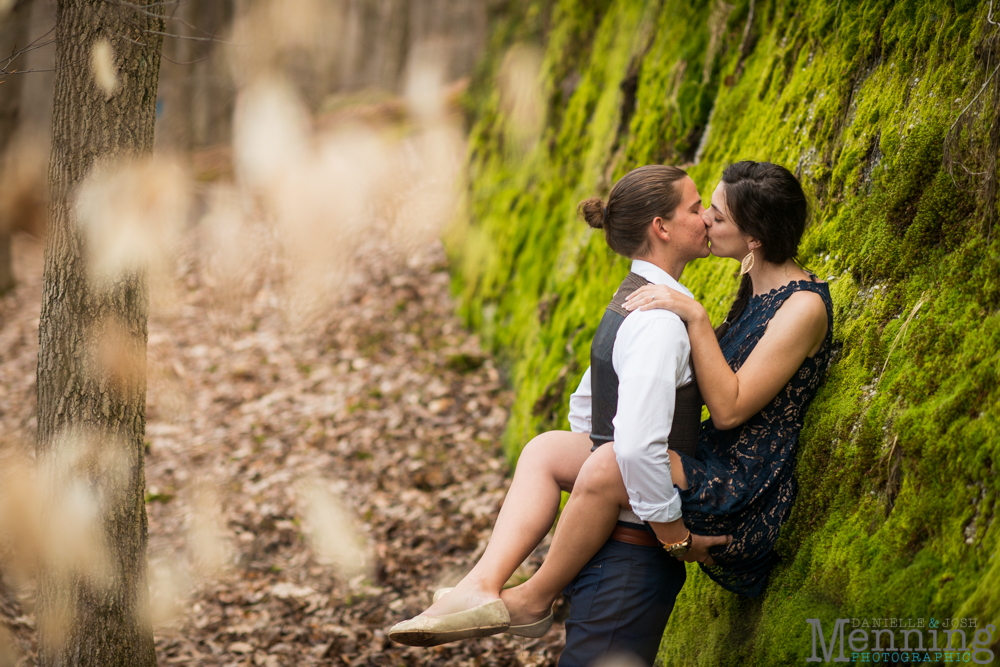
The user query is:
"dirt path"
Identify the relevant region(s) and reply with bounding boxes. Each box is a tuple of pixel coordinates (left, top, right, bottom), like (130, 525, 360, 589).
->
(0, 230, 563, 666)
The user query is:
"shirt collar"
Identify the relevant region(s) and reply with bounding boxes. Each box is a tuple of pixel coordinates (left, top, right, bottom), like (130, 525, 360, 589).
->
(630, 259, 693, 298)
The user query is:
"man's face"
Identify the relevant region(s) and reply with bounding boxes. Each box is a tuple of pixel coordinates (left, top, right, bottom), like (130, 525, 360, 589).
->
(669, 176, 711, 262)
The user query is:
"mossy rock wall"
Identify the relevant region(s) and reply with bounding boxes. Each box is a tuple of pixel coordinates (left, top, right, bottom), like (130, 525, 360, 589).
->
(450, 0, 1000, 663)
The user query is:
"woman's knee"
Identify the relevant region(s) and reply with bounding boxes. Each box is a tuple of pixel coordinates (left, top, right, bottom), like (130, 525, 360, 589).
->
(574, 444, 627, 503)
(516, 431, 562, 469)
(514, 431, 590, 485)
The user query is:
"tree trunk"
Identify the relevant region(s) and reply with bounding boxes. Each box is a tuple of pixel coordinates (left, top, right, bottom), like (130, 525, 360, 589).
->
(35, 1, 164, 665)
(0, 226, 12, 296)
(0, 0, 33, 295)
(155, 0, 235, 152)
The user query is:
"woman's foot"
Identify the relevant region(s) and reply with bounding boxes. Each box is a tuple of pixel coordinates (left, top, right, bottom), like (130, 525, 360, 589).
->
(500, 584, 555, 627)
(420, 582, 498, 617)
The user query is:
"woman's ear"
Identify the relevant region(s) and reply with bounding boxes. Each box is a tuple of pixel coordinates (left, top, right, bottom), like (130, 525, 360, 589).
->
(747, 238, 761, 251)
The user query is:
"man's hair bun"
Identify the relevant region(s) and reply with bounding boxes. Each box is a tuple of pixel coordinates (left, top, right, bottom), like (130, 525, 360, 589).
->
(578, 165, 687, 258)
(579, 197, 606, 229)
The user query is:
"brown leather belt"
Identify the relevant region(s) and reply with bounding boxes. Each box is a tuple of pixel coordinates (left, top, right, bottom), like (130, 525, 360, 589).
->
(610, 523, 660, 547)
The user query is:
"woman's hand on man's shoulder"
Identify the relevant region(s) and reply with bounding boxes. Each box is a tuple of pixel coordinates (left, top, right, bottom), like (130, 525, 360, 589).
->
(622, 284, 706, 324)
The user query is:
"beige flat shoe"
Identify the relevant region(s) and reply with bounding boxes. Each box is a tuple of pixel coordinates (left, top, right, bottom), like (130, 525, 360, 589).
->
(388, 599, 510, 647)
(507, 601, 556, 638)
(433, 588, 555, 638)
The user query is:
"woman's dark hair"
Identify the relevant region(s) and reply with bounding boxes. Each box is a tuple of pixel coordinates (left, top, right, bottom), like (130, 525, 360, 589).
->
(579, 165, 688, 258)
(715, 160, 808, 339)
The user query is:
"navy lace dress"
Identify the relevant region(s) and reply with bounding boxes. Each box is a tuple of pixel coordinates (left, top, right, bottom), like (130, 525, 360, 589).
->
(678, 278, 834, 597)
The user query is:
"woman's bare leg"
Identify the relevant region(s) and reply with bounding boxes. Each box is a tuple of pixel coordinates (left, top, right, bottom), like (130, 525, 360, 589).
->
(501, 445, 689, 625)
(499, 443, 624, 623)
(420, 430, 593, 617)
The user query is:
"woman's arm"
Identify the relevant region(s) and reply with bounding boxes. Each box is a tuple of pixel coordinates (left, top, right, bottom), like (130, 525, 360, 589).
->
(625, 285, 828, 430)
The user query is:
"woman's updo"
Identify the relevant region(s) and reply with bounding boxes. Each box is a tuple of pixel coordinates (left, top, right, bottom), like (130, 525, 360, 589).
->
(579, 165, 688, 258)
(716, 160, 809, 338)
(721, 160, 807, 264)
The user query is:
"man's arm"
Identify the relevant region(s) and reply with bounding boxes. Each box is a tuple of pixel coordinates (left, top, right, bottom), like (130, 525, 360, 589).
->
(567, 366, 593, 433)
(611, 312, 689, 526)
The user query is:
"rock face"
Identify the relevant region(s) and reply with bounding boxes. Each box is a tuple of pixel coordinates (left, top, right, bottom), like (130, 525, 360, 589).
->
(453, 0, 1000, 663)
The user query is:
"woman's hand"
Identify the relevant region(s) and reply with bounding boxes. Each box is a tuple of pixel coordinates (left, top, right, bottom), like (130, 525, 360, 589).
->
(623, 284, 706, 324)
(678, 533, 732, 566)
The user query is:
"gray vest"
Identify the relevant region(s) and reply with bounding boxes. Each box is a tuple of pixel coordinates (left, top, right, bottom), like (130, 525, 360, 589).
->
(589, 272, 702, 458)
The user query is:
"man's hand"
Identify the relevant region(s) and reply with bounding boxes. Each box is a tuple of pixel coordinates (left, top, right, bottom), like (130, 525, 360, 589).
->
(679, 533, 732, 566)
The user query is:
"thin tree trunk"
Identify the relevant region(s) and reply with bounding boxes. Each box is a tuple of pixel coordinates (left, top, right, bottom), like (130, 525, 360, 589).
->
(36, 1, 164, 665)
(0, 0, 33, 295)
(0, 227, 12, 296)
(156, 0, 235, 152)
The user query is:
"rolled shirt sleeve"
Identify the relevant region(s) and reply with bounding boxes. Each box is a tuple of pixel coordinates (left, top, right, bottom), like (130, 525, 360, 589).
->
(567, 366, 593, 434)
(611, 311, 690, 523)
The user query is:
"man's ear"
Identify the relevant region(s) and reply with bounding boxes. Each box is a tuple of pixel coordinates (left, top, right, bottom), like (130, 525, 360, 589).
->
(651, 216, 671, 242)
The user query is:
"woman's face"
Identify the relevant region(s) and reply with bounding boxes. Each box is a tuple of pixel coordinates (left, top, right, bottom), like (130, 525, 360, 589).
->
(703, 182, 754, 261)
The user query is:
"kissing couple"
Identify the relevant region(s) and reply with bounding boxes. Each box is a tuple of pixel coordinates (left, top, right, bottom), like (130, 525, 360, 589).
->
(389, 161, 833, 666)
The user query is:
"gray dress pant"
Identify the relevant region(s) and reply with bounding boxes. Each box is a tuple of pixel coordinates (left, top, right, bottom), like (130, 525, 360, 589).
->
(558, 536, 686, 667)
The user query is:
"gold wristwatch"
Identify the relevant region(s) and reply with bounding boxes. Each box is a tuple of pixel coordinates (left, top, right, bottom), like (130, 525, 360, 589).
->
(660, 530, 692, 557)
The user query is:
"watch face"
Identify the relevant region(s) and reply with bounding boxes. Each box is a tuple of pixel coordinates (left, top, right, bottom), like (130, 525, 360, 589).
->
(668, 544, 690, 557)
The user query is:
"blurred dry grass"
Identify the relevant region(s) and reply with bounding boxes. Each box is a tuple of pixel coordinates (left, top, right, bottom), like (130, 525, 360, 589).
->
(89, 39, 118, 98)
(498, 44, 545, 157)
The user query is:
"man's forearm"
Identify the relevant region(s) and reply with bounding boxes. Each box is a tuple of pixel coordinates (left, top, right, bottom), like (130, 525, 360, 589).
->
(648, 518, 689, 545)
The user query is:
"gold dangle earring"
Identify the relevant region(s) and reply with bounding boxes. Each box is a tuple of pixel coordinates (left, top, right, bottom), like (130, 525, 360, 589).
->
(739, 247, 755, 276)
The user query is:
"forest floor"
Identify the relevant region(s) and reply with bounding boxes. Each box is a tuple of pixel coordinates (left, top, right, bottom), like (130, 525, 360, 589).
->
(0, 224, 565, 666)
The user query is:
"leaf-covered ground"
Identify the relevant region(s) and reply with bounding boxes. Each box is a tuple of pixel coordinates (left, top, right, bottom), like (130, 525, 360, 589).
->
(0, 226, 565, 666)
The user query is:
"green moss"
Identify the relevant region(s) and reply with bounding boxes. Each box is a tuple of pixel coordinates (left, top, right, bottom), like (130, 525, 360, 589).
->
(450, 0, 1000, 662)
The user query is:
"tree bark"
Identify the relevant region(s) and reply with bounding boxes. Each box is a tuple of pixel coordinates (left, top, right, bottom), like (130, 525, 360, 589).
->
(0, 0, 34, 295)
(36, 1, 164, 666)
(0, 223, 12, 297)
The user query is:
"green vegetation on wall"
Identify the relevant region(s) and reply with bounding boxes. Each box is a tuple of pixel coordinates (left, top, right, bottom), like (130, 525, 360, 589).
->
(450, 0, 1000, 663)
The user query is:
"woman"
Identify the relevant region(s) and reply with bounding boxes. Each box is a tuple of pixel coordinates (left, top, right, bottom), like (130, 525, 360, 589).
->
(389, 161, 832, 654)
(619, 160, 833, 596)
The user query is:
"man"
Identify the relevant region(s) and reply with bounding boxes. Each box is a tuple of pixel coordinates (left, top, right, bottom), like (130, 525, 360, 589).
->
(557, 168, 719, 666)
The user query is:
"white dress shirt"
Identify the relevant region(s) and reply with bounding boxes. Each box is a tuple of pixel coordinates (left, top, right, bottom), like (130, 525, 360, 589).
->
(567, 259, 694, 524)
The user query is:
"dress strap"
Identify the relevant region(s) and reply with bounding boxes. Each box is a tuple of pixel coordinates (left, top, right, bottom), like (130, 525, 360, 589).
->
(791, 278, 833, 309)
(752, 279, 833, 330)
